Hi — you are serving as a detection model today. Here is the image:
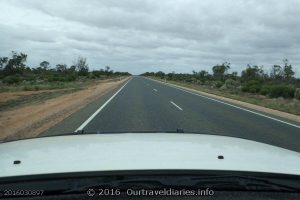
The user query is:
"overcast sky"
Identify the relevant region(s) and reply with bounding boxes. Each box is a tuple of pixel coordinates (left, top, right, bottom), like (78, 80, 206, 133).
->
(0, 0, 300, 75)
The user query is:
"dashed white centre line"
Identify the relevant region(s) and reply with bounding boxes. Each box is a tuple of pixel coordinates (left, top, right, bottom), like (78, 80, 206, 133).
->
(153, 89, 158, 92)
(170, 101, 183, 111)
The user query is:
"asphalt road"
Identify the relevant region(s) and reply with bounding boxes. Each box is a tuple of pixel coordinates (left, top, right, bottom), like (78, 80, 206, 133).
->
(44, 76, 300, 152)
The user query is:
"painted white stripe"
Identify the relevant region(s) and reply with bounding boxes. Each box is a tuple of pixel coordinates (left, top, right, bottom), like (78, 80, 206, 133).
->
(170, 101, 183, 111)
(75, 79, 131, 132)
(147, 77, 300, 129)
(153, 88, 158, 92)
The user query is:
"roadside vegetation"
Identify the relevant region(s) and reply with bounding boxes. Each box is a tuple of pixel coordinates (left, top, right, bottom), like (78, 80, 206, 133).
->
(141, 60, 300, 115)
(0, 51, 131, 92)
(0, 51, 131, 111)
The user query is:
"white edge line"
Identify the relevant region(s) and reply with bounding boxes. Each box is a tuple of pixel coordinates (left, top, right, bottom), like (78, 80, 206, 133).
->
(170, 101, 183, 111)
(75, 79, 131, 132)
(147, 77, 300, 129)
(153, 88, 158, 92)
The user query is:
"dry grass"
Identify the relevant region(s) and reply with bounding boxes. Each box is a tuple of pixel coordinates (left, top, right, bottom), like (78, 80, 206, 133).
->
(0, 77, 129, 141)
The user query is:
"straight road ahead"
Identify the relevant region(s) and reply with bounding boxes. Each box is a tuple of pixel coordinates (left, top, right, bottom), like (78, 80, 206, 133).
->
(49, 76, 300, 152)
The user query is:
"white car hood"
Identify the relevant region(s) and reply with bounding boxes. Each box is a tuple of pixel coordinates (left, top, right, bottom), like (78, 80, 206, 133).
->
(1, 133, 300, 178)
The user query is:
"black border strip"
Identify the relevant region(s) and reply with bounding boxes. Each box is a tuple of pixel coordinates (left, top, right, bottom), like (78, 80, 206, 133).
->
(1, 170, 300, 184)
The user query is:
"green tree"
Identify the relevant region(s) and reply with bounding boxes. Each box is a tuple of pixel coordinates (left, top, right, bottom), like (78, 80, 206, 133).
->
(68, 65, 77, 73)
(270, 65, 283, 80)
(228, 71, 238, 80)
(282, 59, 295, 80)
(212, 62, 230, 80)
(40, 61, 50, 70)
(3, 51, 27, 75)
(0, 57, 8, 70)
(241, 65, 265, 82)
(56, 64, 67, 73)
(75, 57, 89, 76)
(155, 71, 165, 78)
(198, 70, 209, 79)
(105, 66, 113, 76)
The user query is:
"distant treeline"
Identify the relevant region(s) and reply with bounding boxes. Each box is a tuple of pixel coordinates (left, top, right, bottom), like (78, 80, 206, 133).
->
(0, 51, 131, 84)
(141, 61, 300, 99)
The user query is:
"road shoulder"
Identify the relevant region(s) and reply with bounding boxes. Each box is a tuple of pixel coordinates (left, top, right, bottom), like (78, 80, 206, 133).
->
(1, 78, 129, 141)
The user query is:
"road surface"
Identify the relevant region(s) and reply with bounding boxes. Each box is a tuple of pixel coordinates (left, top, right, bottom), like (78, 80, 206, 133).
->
(42, 76, 300, 152)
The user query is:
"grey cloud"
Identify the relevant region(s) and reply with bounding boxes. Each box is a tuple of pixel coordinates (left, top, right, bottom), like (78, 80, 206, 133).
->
(0, 24, 56, 43)
(0, 0, 300, 75)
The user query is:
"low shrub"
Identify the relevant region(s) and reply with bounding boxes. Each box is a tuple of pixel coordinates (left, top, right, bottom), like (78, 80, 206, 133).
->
(22, 85, 32, 91)
(258, 84, 295, 98)
(66, 75, 77, 81)
(23, 75, 36, 82)
(214, 81, 223, 88)
(2, 75, 22, 84)
(223, 79, 240, 90)
(242, 80, 262, 93)
(269, 85, 295, 98)
(295, 88, 300, 100)
(48, 75, 70, 82)
(260, 85, 271, 96)
(34, 85, 40, 91)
